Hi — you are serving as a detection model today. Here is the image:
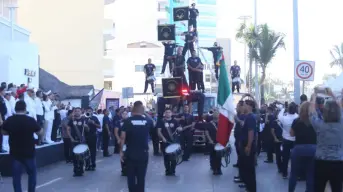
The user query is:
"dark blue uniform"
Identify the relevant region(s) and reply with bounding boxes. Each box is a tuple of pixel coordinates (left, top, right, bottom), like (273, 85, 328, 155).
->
(178, 113, 193, 160)
(122, 115, 152, 192)
(115, 120, 127, 175)
(271, 118, 283, 172)
(113, 115, 121, 153)
(182, 31, 196, 57)
(143, 63, 156, 93)
(102, 115, 111, 156)
(239, 113, 257, 192)
(173, 55, 188, 89)
(85, 116, 100, 170)
(230, 65, 241, 93)
(187, 56, 204, 91)
(161, 42, 177, 74)
(157, 118, 179, 175)
(234, 114, 246, 167)
(204, 46, 222, 79)
(0, 95, 7, 151)
(205, 121, 222, 174)
(188, 8, 199, 29)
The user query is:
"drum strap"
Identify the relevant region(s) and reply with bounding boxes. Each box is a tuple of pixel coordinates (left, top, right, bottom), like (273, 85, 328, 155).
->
(164, 121, 174, 142)
(73, 120, 84, 143)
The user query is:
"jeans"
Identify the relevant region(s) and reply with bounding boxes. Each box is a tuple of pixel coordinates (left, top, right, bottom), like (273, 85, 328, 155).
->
(281, 139, 294, 177)
(12, 158, 37, 192)
(96, 132, 103, 150)
(314, 160, 343, 192)
(288, 144, 316, 192)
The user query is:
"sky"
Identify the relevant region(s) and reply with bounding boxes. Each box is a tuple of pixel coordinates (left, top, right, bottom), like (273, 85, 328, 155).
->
(106, 0, 343, 85)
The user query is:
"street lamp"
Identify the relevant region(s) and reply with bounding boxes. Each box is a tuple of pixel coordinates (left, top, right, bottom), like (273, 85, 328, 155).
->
(238, 15, 252, 93)
(253, 0, 259, 105)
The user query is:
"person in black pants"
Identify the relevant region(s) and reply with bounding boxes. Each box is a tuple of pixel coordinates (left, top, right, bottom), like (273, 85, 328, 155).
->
(181, 26, 196, 57)
(263, 107, 276, 163)
(112, 108, 121, 154)
(238, 99, 257, 192)
(200, 42, 222, 79)
(61, 110, 73, 163)
(84, 107, 101, 171)
(114, 111, 129, 175)
(143, 59, 156, 94)
(271, 117, 283, 173)
(188, 3, 199, 31)
(119, 101, 153, 192)
(204, 115, 222, 175)
(51, 105, 61, 141)
(161, 41, 177, 74)
(187, 51, 204, 92)
(157, 108, 181, 176)
(102, 109, 111, 157)
(175, 104, 194, 161)
(67, 107, 87, 177)
(173, 47, 189, 89)
(233, 101, 245, 183)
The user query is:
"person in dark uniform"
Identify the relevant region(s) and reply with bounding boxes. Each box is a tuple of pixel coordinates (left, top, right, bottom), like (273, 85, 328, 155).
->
(181, 26, 196, 57)
(84, 107, 101, 171)
(172, 47, 189, 89)
(157, 108, 182, 176)
(187, 51, 204, 92)
(102, 109, 112, 157)
(143, 58, 156, 94)
(204, 115, 222, 175)
(271, 110, 283, 174)
(175, 104, 194, 161)
(67, 107, 89, 177)
(0, 86, 8, 153)
(120, 101, 153, 192)
(238, 98, 257, 192)
(112, 108, 121, 154)
(230, 60, 241, 93)
(114, 110, 129, 176)
(161, 41, 177, 74)
(263, 106, 276, 163)
(188, 3, 199, 31)
(51, 104, 61, 142)
(200, 42, 223, 80)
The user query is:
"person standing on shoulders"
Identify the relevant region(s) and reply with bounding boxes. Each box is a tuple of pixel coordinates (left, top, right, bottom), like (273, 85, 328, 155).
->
(120, 101, 153, 192)
(188, 3, 199, 32)
(102, 109, 112, 157)
(2, 101, 42, 192)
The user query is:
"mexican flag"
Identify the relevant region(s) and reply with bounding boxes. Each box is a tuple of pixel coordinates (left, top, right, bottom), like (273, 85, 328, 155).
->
(216, 52, 235, 146)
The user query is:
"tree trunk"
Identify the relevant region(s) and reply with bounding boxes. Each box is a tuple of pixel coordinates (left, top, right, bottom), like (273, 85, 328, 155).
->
(248, 49, 253, 94)
(260, 66, 266, 105)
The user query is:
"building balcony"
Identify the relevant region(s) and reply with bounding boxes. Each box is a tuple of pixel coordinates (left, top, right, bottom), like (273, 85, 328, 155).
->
(103, 57, 114, 78)
(104, 0, 115, 5)
(103, 18, 115, 41)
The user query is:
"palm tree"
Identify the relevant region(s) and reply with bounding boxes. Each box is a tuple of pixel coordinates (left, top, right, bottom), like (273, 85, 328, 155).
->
(236, 23, 259, 94)
(329, 43, 343, 71)
(254, 24, 285, 104)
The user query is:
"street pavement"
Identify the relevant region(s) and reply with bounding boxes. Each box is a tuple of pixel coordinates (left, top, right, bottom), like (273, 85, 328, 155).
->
(0, 146, 312, 192)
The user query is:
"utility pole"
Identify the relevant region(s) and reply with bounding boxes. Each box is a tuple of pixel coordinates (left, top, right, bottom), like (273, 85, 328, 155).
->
(253, 0, 259, 106)
(293, 0, 301, 104)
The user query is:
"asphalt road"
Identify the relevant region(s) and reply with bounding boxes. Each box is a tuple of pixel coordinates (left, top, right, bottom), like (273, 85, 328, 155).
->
(0, 145, 316, 192)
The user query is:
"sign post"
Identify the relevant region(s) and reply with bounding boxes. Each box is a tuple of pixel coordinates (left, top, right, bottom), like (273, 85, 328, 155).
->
(294, 60, 315, 94)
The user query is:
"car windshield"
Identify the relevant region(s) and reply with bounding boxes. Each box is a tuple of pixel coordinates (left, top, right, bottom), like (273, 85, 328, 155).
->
(192, 97, 215, 115)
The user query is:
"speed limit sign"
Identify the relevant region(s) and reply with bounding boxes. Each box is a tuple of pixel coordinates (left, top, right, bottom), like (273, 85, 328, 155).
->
(294, 60, 315, 81)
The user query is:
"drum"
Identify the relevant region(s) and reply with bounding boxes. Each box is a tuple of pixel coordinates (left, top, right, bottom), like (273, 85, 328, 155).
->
(73, 144, 90, 161)
(232, 77, 241, 83)
(165, 143, 183, 160)
(147, 75, 156, 82)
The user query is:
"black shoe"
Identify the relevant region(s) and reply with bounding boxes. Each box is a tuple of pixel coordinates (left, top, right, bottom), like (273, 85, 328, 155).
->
(282, 174, 288, 179)
(73, 173, 83, 177)
(85, 167, 91, 171)
(183, 158, 189, 161)
(234, 176, 240, 179)
(238, 184, 246, 188)
(0, 149, 7, 153)
(121, 172, 127, 176)
(264, 160, 273, 163)
(233, 164, 238, 168)
(234, 178, 243, 183)
(104, 154, 112, 157)
(154, 153, 161, 156)
(90, 167, 96, 171)
(278, 169, 282, 174)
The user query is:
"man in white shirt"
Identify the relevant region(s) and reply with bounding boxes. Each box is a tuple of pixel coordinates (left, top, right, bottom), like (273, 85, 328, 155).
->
(2, 91, 12, 151)
(42, 91, 56, 144)
(24, 87, 37, 121)
(96, 109, 104, 151)
(35, 90, 45, 145)
(9, 88, 16, 114)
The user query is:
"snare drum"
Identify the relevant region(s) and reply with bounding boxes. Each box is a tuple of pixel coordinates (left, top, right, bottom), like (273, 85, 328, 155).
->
(232, 77, 241, 83)
(147, 75, 156, 82)
(165, 143, 183, 160)
(73, 144, 90, 161)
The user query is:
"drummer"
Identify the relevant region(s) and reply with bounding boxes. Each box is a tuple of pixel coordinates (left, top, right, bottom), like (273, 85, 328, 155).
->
(114, 111, 129, 176)
(204, 114, 222, 175)
(67, 107, 89, 177)
(143, 58, 156, 94)
(175, 104, 194, 161)
(157, 108, 182, 176)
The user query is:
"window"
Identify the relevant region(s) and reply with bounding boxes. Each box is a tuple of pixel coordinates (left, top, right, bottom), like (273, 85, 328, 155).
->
(104, 81, 112, 90)
(158, 2, 168, 12)
(135, 65, 144, 72)
(205, 74, 211, 82)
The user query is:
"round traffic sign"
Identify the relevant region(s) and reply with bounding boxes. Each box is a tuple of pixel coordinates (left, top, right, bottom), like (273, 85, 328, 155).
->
(296, 62, 313, 80)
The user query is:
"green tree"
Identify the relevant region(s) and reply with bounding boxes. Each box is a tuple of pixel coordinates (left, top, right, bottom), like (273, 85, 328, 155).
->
(254, 24, 285, 104)
(236, 23, 258, 94)
(329, 43, 343, 71)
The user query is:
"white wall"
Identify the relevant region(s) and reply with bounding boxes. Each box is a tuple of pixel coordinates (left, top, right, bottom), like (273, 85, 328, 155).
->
(0, 42, 39, 87)
(61, 99, 81, 108)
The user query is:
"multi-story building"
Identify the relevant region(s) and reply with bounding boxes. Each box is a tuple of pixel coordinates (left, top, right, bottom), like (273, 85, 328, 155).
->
(157, 0, 218, 93)
(15, 0, 115, 89)
(0, 0, 39, 87)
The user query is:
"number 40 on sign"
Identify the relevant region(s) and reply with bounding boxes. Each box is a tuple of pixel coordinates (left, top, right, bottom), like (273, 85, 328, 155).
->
(294, 60, 315, 81)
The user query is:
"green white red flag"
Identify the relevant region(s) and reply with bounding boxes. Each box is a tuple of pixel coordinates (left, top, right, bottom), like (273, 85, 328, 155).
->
(216, 52, 235, 146)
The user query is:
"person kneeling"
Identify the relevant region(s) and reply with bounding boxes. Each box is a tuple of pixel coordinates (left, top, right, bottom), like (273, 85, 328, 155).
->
(204, 115, 222, 175)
